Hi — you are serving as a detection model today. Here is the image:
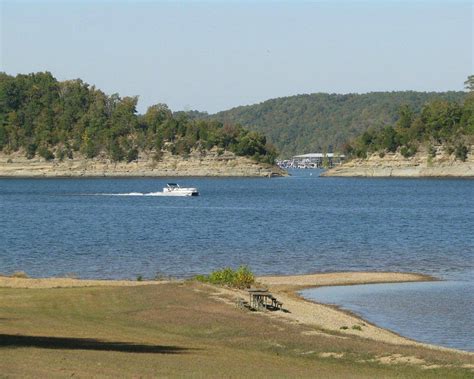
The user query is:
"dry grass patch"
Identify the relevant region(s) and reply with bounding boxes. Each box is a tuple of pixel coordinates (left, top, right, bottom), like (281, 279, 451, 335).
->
(0, 281, 472, 378)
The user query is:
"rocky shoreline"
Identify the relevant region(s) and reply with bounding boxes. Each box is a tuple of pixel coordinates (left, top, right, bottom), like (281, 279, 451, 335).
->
(0, 150, 287, 178)
(323, 147, 473, 177)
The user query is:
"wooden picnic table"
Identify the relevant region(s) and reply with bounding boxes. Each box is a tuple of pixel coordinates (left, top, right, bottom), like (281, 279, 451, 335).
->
(247, 288, 282, 310)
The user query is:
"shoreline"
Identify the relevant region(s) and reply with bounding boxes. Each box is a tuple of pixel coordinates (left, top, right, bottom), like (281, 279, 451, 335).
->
(255, 272, 458, 351)
(2, 271, 470, 356)
(322, 150, 474, 178)
(246, 272, 471, 355)
(0, 151, 287, 178)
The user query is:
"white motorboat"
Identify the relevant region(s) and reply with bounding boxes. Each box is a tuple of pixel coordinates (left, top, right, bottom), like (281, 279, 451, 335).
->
(162, 183, 199, 196)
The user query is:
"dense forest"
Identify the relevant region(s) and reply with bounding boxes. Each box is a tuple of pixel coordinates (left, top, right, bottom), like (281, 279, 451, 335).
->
(182, 91, 467, 157)
(344, 94, 474, 161)
(0, 72, 277, 164)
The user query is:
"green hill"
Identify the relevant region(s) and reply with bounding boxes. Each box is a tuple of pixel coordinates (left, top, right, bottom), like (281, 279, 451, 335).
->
(0, 72, 277, 164)
(201, 92, 466, 157)
(346, 94, 474, 161)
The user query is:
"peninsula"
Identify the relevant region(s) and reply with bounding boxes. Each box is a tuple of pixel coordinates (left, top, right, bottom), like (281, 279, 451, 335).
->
(324, 94, 474, 177)
(0, 72, 283, 177)
(322, 147, 473, 177)
(0, 149, 285, 177)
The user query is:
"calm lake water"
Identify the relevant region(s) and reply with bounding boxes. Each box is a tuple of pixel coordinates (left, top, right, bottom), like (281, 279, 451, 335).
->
(0, 170, 473, 350)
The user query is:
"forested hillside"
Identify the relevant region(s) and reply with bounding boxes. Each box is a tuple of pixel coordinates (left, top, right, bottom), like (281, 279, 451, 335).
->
(193, 92, 466, 157)
(0, 72, 277, 164)
(345, 94, 474, 161)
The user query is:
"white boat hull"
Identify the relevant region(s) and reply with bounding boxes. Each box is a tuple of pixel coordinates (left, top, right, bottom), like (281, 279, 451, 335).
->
(162, 185, 199, 196)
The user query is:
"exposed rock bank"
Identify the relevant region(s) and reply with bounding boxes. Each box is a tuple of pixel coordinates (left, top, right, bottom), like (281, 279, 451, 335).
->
(323, 147, 473, 177)
(0, 149, 286, 177)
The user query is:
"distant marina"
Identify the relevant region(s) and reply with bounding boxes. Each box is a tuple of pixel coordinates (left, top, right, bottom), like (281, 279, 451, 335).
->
(277, 153, 346, 169)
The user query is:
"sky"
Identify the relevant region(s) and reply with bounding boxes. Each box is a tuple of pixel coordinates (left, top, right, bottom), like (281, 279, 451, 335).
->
(1, 1, 472, 114)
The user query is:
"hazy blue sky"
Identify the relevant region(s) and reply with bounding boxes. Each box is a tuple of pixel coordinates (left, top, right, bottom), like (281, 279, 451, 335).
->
(1, 1, 472, 113)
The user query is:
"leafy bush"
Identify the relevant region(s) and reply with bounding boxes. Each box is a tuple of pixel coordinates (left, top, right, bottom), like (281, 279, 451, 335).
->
(195, 265, 255, 289)
(455, 144, 468, 161)
(400, 145, 417, 158)
(428, 144, 437, 158)
(127, 147, 139, 162)
(26, 143, 37, 159)
(38, 146, 55, 161)
(11, 271, 29, 278)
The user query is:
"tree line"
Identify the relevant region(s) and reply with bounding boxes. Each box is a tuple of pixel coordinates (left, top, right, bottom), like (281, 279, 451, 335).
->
(0, 72, 277, 164)
(186, 91, 467, 158)
(344, 94, 474, 161)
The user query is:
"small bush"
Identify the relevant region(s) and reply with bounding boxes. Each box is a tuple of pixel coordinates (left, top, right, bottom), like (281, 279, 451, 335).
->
(352, 325, 362, 331)
(26, 143, 37, 159)
(136, 275, 143, 281)
(340, 326, 349, 330)
(195, 265, 255, 289)
(445, 145, 455, 155)
(400, 145, 417, 158)
(11, 271, 29, 278)
(153, 150, 163, 162)
(428, 144, 437, 158)
(234, 265, 255, 288)
(127, 147, 139, 163)
(56, 149, 66, 162)
(455, 144, 468, 162)
(378, 151, 385, 158)
(38, 146, 55, 161)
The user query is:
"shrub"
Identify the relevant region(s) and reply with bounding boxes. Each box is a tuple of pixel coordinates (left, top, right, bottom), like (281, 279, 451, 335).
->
(233, 265, 255, 289)
(352, 325, 362, 331)
(38, 146, 55, 161)
(455, 144, 468, 161)
(153, 150, 163, 161)
(127, 147, 139, 162)
(195, 265, 255, 289)
(428, 144, 437, 158)
(26, 143, 37, 159)
(400, 145, 417, 158)
(11, 271, 29, 278)
(445, 145, 455, 155)
(56, 149, 66, 161)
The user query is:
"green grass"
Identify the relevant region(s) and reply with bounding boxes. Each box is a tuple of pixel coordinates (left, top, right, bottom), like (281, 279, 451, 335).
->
(0, 283, 472, 378)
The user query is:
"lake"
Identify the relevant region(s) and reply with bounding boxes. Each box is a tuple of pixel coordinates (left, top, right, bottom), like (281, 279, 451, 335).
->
(0, 170, 473, 350)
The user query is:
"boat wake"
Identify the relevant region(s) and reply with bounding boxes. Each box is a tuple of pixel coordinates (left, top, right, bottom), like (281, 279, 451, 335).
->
(94, 192, 168, 197)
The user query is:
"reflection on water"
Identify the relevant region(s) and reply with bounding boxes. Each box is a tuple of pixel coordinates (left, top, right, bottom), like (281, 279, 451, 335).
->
(301, 280, 474, 352)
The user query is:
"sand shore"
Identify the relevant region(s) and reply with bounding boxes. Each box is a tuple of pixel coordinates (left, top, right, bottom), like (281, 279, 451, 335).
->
(254, 272, 451, 351)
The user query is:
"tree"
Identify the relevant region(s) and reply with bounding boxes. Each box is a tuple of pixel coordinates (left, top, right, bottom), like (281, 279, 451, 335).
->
(464, 75, 474, 92)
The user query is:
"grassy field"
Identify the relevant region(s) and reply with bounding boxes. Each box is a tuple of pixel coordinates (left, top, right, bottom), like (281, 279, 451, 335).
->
(0, 281, 472, 378)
